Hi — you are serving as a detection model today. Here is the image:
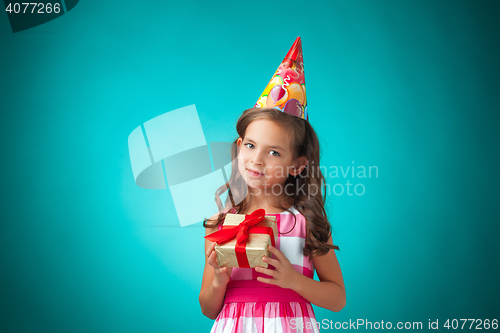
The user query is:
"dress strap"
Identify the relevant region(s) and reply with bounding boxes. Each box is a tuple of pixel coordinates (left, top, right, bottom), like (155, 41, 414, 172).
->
(223, 280, 310, 304)
(222, 207, 237, 214)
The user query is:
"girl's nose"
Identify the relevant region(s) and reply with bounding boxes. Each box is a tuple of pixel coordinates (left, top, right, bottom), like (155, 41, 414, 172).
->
(251, 149, 265, 165)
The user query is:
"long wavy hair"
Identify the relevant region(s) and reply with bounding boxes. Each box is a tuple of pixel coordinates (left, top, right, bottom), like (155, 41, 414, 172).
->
(203, 107, 339, 259)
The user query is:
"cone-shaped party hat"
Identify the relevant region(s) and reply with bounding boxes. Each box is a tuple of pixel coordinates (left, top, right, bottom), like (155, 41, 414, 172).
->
(254, 37, 307, 120)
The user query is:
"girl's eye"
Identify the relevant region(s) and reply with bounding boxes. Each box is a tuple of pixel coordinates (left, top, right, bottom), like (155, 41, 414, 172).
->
(244, 143, 280, 157)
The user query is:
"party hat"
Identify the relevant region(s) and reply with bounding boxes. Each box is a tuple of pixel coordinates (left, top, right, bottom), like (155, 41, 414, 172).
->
(254, 37, 307, 120)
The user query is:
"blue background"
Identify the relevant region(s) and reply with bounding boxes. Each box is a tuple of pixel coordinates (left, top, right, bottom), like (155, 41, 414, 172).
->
(1, 0, 499, 332)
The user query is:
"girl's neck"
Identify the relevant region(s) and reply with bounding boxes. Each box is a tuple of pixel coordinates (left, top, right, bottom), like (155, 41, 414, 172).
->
(238, 195, 294, 215)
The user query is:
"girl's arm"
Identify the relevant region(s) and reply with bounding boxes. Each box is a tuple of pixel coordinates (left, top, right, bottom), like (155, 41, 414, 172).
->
(298, 236, 346, 312)
(199, 219, 233, 319)
(256, 236, 346, 312)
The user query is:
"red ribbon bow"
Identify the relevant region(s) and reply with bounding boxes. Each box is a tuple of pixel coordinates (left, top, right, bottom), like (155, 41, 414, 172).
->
(204, 209, 275, 268)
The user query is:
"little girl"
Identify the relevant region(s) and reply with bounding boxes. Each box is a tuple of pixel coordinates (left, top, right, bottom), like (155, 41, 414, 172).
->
(199, 106, 346, 332)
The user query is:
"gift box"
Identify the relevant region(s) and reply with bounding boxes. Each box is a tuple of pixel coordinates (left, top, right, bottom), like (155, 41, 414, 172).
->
(205, 209, 277, 269)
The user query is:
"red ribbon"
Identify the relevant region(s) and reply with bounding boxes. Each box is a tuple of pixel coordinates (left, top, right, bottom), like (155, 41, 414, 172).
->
(204, 209, 275, 268)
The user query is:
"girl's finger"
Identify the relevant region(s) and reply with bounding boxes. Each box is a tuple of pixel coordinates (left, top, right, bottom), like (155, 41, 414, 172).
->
(205, 242, 215, 257)
(255, 266, 276, 278)
(206, 250, 213, 264)
(268, 245, 287, 262)
(208, 251, 220, 268)
(217, 266, 230, 276)
(262, 256, 281, 269)
(256, 276, 277, 285)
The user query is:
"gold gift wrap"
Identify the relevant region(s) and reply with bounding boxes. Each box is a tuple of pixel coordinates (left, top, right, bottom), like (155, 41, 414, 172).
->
(214, 214, 277, 268)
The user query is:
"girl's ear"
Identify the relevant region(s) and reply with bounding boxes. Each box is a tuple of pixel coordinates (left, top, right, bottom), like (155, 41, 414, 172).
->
(236, 138, 242, 147)
(290, 156, 308, 176)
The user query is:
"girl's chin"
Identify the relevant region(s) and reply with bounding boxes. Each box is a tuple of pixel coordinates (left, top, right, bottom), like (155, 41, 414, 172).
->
(244, 180, 266, 189)
(245, 181, 263, 189)
(245, 180, 280, 191)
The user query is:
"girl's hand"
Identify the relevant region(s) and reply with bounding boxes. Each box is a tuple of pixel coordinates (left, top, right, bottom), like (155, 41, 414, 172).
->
(255, 245, 302, 290)
(206, 241, 233, 288)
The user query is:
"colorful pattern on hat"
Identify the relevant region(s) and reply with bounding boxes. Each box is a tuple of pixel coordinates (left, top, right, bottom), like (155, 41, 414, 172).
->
(254, 37, 308, 120)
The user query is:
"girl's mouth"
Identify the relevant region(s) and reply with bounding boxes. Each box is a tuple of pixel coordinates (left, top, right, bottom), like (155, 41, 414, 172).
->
(247, 168, 264, 177)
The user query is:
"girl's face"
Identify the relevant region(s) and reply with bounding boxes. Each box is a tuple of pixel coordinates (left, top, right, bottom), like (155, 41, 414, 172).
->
(236, 119, 302, 191)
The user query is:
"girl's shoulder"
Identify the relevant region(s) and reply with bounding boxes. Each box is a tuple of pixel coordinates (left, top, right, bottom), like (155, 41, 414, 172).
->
(275, 206, 309, 238)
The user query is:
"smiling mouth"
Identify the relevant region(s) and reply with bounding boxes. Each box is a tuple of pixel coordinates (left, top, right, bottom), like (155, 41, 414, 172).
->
(247, 169, 264, 177)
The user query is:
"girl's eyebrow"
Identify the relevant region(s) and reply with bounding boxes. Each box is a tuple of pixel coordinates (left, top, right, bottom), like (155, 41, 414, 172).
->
(245, 137, 286, 151)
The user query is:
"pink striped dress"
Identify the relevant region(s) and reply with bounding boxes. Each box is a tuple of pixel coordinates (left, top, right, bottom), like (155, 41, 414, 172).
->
(210, 206, 320, 333)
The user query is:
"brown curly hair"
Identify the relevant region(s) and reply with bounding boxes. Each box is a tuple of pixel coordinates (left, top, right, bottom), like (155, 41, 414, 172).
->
(203, 107, 339, 259)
